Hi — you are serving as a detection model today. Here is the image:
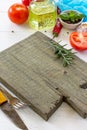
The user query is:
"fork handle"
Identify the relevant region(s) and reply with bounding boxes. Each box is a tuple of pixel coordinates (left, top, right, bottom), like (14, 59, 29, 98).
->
(0, 85, 14, 101)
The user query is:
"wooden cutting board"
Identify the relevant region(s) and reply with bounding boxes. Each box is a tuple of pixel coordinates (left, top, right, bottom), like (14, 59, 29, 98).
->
(0, 31, 87, 120)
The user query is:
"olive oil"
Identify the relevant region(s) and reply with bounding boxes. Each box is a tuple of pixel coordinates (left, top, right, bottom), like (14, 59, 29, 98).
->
(29, 0, 57, 30)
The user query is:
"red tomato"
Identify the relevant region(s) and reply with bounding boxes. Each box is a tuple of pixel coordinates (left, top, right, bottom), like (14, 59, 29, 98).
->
(22, 0, 32, 6)
(70, 32, 87, 51)
(8, 3, 29, 24)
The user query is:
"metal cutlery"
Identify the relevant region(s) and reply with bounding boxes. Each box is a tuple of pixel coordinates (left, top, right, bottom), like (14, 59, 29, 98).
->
(0, 85, 26, 109)
(0, 90, 28, 130)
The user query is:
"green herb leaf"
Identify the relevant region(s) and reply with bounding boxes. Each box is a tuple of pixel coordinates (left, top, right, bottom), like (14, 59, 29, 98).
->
(59, 13, 70, 21)
(59, 10, 85, 23)
(49, 40, 75, 67)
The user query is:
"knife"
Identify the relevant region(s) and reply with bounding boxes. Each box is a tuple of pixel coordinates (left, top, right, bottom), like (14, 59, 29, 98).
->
(0, 91, 28, 130)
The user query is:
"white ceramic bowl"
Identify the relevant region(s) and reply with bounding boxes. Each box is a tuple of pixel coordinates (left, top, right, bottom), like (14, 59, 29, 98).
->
(59, 10, 83, 30)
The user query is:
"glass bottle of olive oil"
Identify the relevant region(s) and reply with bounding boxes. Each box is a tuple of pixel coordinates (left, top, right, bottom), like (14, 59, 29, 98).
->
(28, 0, 57, 30)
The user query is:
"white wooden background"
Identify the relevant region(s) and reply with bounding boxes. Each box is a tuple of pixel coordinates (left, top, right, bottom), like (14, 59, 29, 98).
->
(0, 0, 87, 130)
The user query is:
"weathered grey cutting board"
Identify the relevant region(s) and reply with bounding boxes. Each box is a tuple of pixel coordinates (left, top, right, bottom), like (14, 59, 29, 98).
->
(0, 31, 87, 120)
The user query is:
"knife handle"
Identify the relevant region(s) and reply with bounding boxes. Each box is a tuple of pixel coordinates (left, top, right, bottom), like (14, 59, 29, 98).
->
(0, 91, 7, 105)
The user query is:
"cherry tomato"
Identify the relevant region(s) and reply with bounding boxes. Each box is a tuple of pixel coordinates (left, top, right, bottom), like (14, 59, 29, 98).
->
(8, 3, 29, 24)
(70, 32, 87, 51)
(22, 0, 32, 6)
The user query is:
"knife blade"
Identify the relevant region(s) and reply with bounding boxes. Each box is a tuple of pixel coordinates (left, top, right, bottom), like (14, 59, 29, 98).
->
(0, 91, 28, 130)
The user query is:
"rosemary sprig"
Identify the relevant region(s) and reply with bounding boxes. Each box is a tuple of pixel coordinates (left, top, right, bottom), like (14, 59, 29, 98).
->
(50, 40, 75, 67)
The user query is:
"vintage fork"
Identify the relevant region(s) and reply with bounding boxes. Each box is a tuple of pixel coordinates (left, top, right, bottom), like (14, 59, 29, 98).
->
(0, 85, 26, 109)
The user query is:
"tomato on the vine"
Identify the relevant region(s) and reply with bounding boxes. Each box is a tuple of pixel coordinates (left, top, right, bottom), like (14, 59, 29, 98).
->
(22, 0, 32, 6)
(70, 32, 87, 51)
(8, 3, 29, 24)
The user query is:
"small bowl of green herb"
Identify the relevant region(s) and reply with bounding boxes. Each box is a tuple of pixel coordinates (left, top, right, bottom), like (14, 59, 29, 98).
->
(58, 10, 85, 30)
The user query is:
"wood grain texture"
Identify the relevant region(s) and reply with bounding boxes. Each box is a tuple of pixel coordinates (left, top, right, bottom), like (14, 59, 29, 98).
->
(0, 31, 87, 120)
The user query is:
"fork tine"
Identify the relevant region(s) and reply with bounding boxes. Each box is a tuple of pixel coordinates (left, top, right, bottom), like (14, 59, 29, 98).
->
(13, 101, 26, 109)
(10, 97, 27, 109)
(0, 85, 26, 109)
